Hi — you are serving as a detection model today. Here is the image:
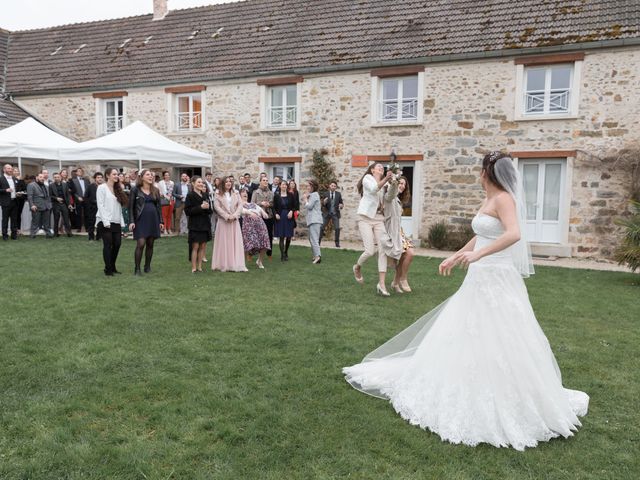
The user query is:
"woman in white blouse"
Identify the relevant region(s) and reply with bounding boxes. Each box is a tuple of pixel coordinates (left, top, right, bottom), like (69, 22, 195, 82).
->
(353, 163, 393, 295)
(96, 168, 128, 276)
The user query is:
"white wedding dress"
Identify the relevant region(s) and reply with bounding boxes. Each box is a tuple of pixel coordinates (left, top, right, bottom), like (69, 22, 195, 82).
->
(343, 213, 589, 451)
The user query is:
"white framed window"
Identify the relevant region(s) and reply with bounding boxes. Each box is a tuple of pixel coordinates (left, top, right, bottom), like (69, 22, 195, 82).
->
(260, 84, 301, 130)
(371, 72, 424, 126)
(96, 97, 125, 135)
(270, 163, 295, 181)
(371, 73, 424, 126)
(257, 161, 301, 186)
(515, 61, 582, 120)
(174, 93, 203, 131)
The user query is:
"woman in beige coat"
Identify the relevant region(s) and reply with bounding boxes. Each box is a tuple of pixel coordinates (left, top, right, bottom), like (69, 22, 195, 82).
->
(381, 176, 415, 292)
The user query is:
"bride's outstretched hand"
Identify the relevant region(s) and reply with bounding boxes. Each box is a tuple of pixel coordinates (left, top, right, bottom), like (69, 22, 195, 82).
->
(439, 252, 462, 276)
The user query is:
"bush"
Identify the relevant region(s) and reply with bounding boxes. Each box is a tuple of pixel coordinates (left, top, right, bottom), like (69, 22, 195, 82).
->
(445, 223, 475, 251)
(614, 200, 640, 272)
(427, 221, 448, 249)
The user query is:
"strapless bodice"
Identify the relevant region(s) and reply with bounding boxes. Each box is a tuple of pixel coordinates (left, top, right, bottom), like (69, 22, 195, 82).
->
(472, 213, 512, 264)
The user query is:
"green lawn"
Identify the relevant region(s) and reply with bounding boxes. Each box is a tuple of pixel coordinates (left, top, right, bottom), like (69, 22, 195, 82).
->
(0, 236, 638, 479)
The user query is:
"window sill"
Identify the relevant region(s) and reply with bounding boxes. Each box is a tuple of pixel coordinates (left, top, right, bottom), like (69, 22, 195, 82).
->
(370, 121, 423, 128)
(259, 126, 302, 132)
(515, 114, 579, 122)
(166, 130, 207, 136)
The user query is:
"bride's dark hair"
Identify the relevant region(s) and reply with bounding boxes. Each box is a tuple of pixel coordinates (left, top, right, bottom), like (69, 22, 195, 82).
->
(482, 151, 512, 190)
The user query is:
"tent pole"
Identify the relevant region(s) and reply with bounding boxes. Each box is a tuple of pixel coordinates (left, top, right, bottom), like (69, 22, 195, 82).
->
(18, 155, 22, 173)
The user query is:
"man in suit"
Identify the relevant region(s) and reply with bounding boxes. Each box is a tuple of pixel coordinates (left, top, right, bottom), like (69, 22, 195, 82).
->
(0, 164, 20, 240)
(49, 172, 72, 237)
(27, 171, 53, 238)
(320, 181, 344, 247)
(85, 172, 103, 241)
(13, 168, 27, 234)
(71, 167, 91, 232)
(173, 173, 191, 234)
(244, 172, 258, 200)
(271, 176, 282, 195)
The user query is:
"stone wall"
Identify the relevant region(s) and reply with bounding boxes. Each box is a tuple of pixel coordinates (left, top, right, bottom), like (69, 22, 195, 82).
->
(15, 46, 640, 258)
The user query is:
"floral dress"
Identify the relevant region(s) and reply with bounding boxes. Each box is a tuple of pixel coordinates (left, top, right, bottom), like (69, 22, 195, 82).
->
(241, 203, 270, 254)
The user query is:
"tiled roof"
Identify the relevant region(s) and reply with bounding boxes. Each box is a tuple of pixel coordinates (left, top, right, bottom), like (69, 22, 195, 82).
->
(4, 0, 640, 95)
(0, 97, 29, 129)
(1, 28, 9, 91)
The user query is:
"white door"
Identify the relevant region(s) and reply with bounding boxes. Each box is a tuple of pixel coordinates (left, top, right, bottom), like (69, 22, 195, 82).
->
(519, 159, 566, 243)
(398, 162, 415, 237)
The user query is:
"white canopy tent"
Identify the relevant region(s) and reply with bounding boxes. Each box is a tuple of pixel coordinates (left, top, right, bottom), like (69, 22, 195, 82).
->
(0, 118, 79, 171)
(59, 121, 212, 171)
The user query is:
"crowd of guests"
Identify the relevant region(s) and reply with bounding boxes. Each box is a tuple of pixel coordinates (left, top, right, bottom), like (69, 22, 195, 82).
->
(4, 161, 413, 291)
(2, 163, 351, 277)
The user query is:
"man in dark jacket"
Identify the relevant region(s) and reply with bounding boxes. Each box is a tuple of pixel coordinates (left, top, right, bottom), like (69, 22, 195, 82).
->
(0, 164, 19, 240)
(50, 172, 72, 237)
(85, 172, 103, 240)
(27, 171, 53, 238)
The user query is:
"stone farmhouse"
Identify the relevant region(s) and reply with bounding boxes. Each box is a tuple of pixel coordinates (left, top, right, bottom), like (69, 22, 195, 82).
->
(1, 0, 639, 257)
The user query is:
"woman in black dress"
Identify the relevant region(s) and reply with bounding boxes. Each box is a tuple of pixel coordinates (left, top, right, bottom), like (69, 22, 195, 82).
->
(273, 180, 295, 261)
(185, 176, 213, 273)
(128, 169, 163, 275)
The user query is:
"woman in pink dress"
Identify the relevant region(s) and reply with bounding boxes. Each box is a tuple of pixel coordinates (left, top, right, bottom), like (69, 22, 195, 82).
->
(212, 176, 247, 272)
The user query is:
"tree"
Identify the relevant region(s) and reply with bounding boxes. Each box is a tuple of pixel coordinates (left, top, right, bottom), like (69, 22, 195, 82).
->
(309, 149, 337, 193)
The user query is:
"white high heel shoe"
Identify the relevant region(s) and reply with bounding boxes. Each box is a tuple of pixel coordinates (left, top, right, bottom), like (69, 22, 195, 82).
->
(376, 283, 390, 297)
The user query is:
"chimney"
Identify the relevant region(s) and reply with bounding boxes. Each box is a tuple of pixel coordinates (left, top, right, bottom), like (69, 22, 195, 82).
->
(153, 0, 168, 20)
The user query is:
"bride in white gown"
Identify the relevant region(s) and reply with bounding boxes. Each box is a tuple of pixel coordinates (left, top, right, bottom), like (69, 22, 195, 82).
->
(343, 151, 589, 451)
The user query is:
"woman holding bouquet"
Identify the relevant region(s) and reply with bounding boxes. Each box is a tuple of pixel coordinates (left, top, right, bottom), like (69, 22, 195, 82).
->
(353, 163, 393, 295)
(381, 176, 415, 293)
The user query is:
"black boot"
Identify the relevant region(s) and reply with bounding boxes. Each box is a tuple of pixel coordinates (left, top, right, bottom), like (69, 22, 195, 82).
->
(144, 264, 151, 273)
(134, 266, 142, 276)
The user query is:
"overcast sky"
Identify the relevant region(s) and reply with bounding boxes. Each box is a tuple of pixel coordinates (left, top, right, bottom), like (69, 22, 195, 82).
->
(2, 0, 239, 31)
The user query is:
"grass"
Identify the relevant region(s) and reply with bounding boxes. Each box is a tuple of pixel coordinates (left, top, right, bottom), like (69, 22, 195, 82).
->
(0, 236, 638, 479)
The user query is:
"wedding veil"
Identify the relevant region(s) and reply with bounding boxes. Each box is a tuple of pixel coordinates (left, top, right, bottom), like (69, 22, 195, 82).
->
(493, 155, 535, 278)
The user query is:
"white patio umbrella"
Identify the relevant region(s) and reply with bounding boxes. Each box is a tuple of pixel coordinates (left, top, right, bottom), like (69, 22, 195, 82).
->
(0, 118, 79, 171)
(59, 121, 212, 171)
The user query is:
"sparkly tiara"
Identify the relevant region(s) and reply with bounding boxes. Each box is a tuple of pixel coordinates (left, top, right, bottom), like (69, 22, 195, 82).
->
(488, 151, 511, 164)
